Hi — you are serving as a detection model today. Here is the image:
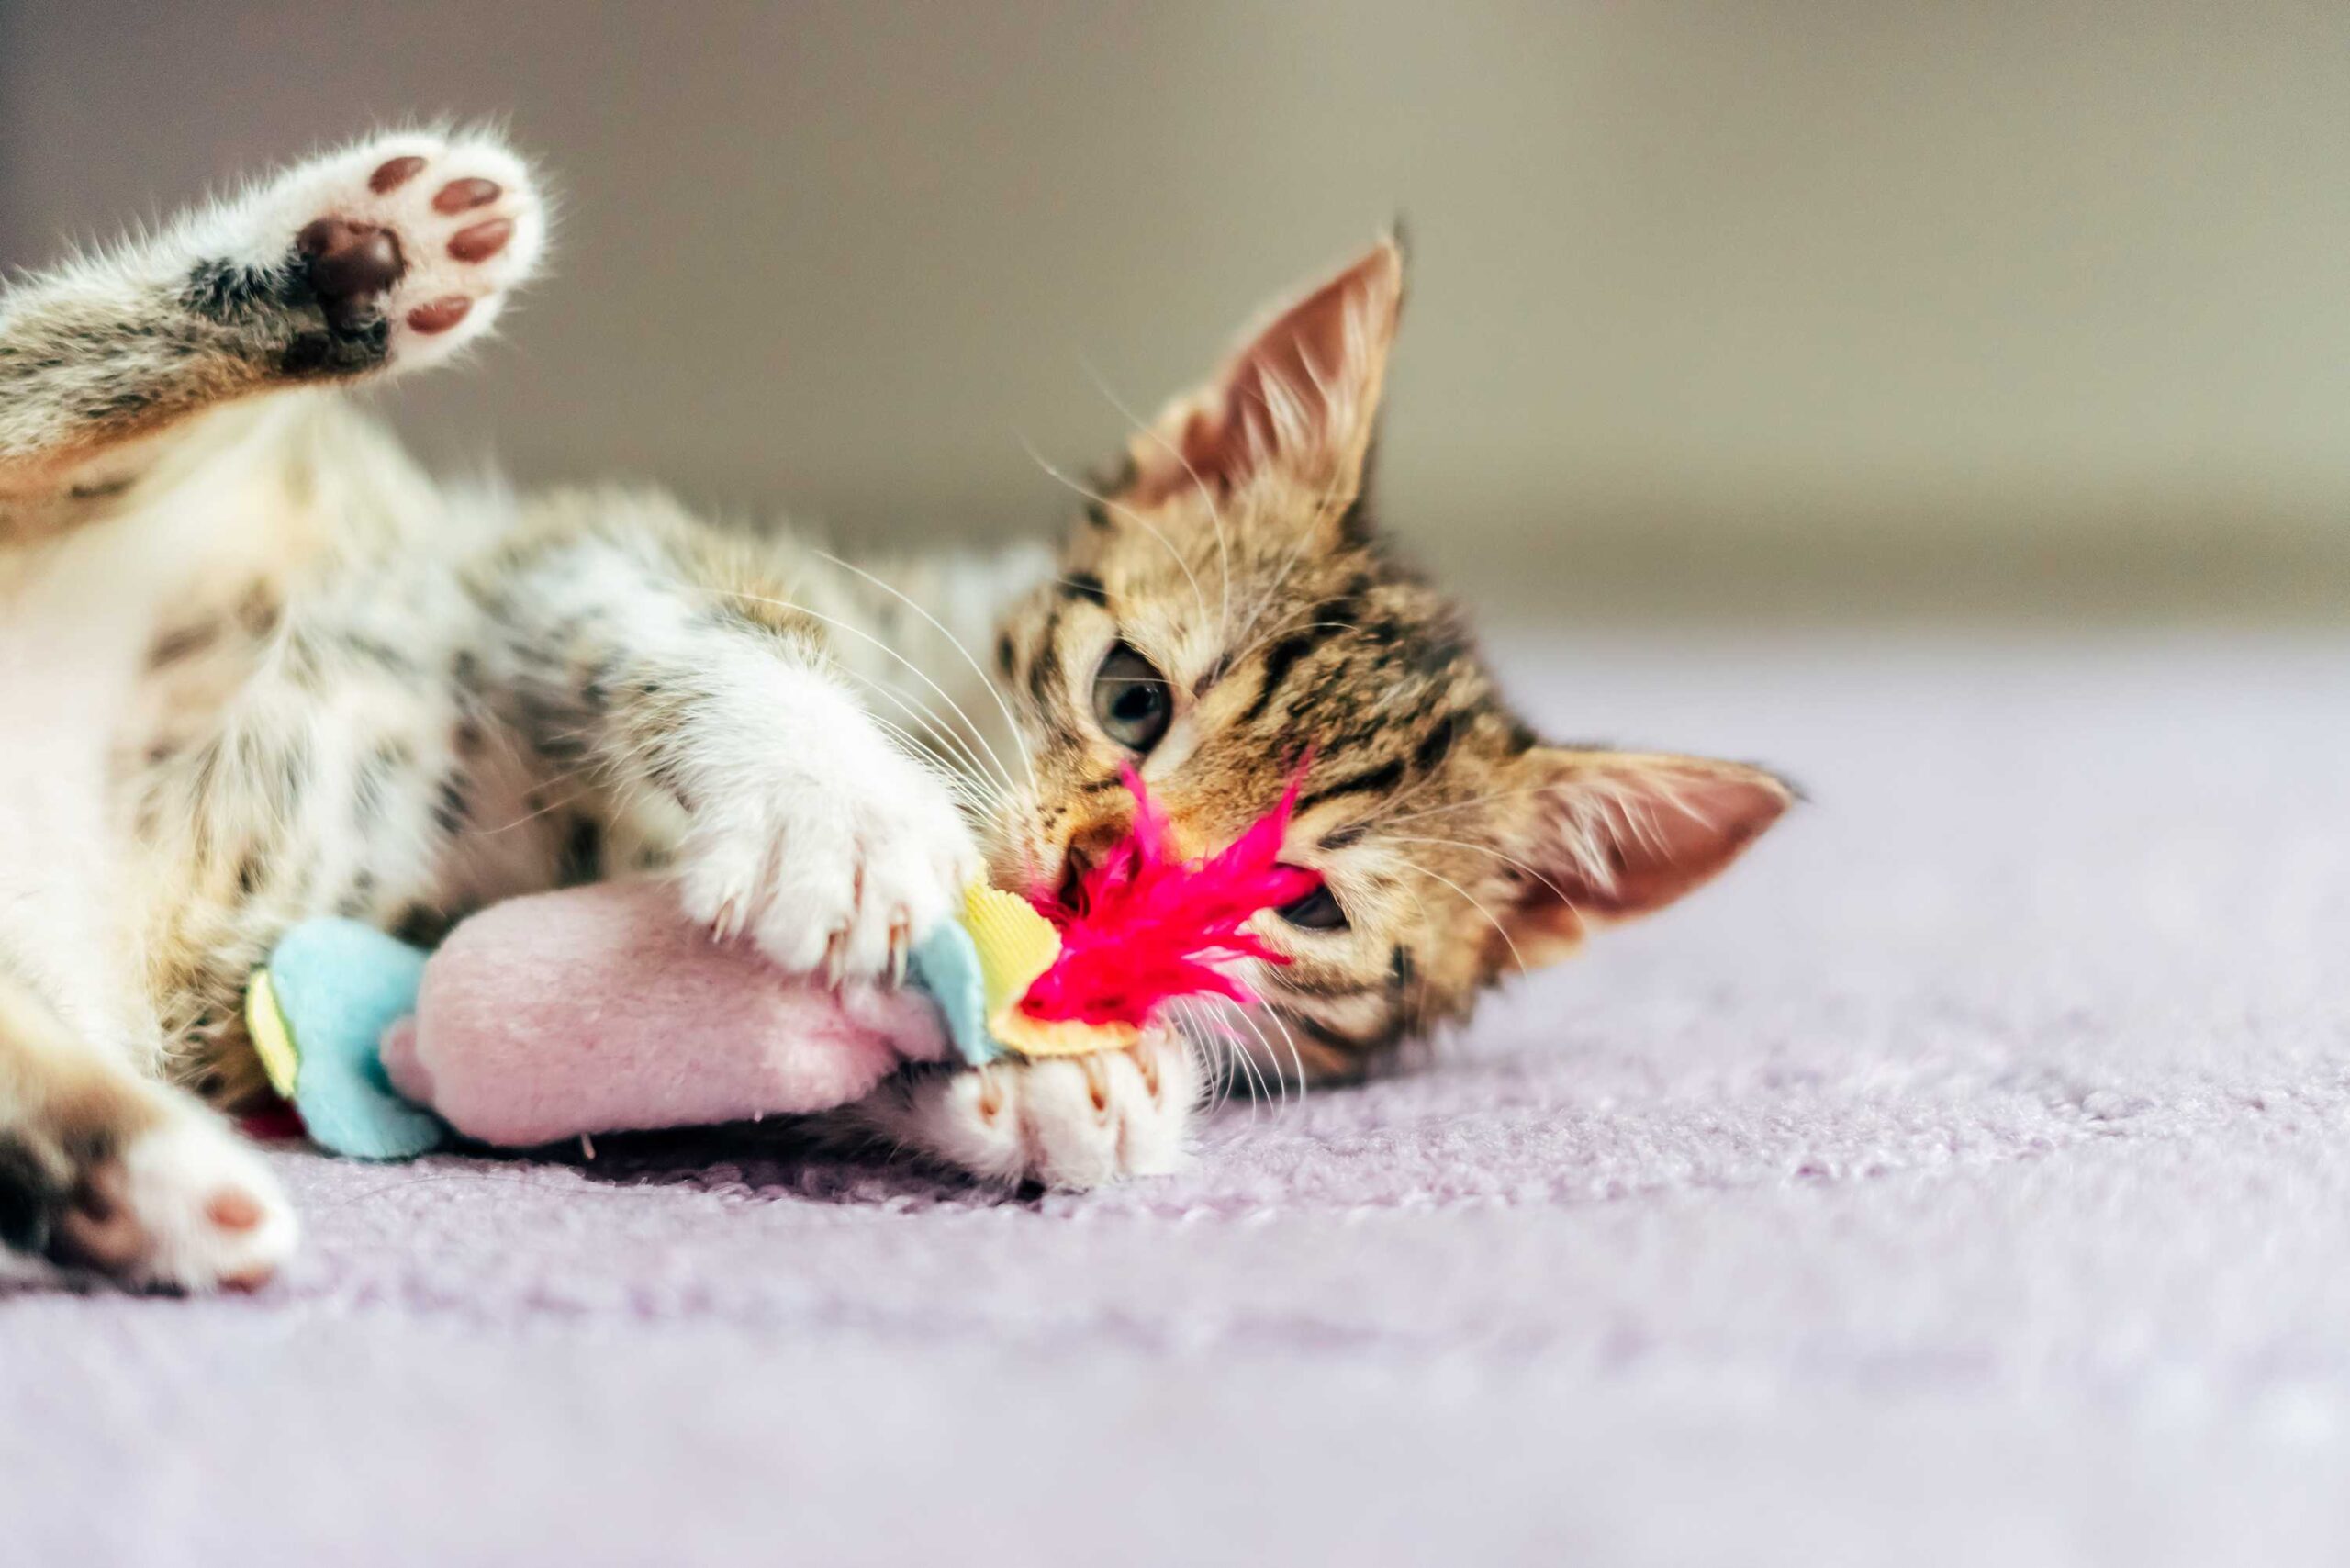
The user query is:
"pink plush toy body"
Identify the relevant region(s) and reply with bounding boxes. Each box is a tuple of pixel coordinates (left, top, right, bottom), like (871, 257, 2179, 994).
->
(383, 882, 951, 1148)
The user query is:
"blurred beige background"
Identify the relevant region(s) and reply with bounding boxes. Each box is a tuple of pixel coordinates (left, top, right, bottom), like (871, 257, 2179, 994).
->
(3, 0, 2344, 621)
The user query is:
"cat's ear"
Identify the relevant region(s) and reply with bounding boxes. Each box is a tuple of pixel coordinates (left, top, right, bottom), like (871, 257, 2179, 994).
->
(1490, 748, 1794, 969)
(1125, 237, 1404, 510)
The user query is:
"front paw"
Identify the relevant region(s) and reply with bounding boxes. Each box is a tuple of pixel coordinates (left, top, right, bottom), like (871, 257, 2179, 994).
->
(877, 1036, 1203, 1190)
(674, 695, 979, 983)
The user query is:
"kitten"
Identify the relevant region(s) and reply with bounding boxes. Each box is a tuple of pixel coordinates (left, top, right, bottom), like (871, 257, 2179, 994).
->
(0, 130, 1787, 1291)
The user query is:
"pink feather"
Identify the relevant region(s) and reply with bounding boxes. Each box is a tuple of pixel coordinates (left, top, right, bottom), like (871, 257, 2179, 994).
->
(1021, 766, 1321, 1028)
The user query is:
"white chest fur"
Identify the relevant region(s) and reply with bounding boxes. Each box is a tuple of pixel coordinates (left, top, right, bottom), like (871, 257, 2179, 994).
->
(0, 412, 293, 1052)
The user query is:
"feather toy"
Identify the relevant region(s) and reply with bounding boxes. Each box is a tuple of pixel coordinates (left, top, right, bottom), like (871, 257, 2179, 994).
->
(1022, 765, 1318, 1028)
(243, 772, 1315, 1157)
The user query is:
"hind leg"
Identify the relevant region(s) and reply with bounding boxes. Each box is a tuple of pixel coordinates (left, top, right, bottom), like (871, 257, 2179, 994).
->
(0, 128, 545, 516)
(0, 979, 294, 1292)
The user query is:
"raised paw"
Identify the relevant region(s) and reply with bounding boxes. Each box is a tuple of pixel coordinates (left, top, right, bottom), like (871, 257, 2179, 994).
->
(203, 130, 545, 379)
(874, 1036, 1203, 1189)
(673, 678, 981, 985)
(0, 1097, 296, 1293)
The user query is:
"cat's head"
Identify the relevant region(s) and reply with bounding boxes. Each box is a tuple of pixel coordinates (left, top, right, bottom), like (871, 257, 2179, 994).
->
(989, 240, 1789, 1076)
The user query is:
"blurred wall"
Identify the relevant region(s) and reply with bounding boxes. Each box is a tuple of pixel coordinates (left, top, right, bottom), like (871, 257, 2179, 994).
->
(3, 0, 2345, 620)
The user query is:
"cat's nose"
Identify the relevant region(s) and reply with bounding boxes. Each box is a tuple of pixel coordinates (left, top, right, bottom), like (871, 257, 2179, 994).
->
(1056, 819, 1126, 907)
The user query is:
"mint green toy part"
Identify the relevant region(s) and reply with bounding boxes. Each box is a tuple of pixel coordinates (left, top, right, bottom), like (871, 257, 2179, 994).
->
(256, 919, 448, 1159)
(906, 917, 1003, 1067)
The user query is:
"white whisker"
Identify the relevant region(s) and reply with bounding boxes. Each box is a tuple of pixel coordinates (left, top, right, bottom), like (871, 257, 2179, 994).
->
(813, 552, 1041, 799)
(1074, 358, 1233, 652)
(832, 663, 1012, 812)
(1251, 998, 1310, 1101)
(1208, 994, 1283, 1108)
(706, 584, 1023, 799)
(1222, 616, 1367, 678)
(1394, 857, 1528, 977)
(1019, 440, 1211, 630)
(1227, 363, 1362, 650)
(1382, 833, 1576, 909)
(1225, 993, 1306, 1107)
(1173, 1000, 1238, 1117)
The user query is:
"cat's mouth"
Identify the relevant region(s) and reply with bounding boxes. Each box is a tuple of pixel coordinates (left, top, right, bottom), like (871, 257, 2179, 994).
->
(1047, 848, 1092, 919)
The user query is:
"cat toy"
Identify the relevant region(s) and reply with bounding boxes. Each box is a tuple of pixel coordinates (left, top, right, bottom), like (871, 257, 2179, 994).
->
(244, 771, 1315, 1159)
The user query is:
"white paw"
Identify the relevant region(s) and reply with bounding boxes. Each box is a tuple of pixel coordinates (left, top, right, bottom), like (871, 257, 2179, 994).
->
(218, 129, 545, 370)
(56, 1113, 297, 1293)
(674, 675, 979, 983)
(878, 1036, 1203, 1189)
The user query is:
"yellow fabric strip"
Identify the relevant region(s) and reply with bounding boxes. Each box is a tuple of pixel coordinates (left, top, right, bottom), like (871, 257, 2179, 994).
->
(245, 968, 302, 1098)
(960, 883, 1131, 1058)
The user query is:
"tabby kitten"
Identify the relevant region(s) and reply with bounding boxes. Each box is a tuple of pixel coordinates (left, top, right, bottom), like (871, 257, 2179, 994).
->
(0, 130, 1785, 1292)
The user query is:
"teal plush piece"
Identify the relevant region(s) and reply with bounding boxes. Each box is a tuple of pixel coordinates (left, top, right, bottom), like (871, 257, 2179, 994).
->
(254, 919, 446, 1159)
(906, 919, 1001, 1069)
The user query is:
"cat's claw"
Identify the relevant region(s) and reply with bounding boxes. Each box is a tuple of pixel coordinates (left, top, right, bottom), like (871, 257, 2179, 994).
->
(674, 678, 979, 986)
(887, 913, 912, 987)
(870, 1036, 1203, 1189)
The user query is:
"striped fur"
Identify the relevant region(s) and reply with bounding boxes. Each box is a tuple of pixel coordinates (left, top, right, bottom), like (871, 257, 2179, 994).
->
(990, 240, 1793, 1080)
(0, 139, 1789, 1289)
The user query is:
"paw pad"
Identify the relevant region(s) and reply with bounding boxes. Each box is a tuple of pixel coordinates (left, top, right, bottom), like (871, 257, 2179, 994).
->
(432, 177, 501, 215)
(297, 218, 404, 328)
(55, 1167, 142, 1273)
(274, 136, 541, 368)
(405, 296, 473, 335)
(368, 154, 427, 194)
(206, 1189, 264, 1232)
(447, 218, 513, 263)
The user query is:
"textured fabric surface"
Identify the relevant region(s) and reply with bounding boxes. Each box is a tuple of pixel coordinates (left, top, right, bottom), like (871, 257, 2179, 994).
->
(389, 882, 946, 1148)
(6, 630, 2348, 1567)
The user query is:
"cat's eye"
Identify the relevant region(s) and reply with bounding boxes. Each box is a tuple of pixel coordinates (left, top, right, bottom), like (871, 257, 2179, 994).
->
(1091, 644, 1172, 753)
(1274, 881, 1348, 932)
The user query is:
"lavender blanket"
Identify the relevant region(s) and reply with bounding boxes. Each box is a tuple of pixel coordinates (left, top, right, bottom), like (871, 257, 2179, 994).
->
(7, 630, 2348, 1567)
